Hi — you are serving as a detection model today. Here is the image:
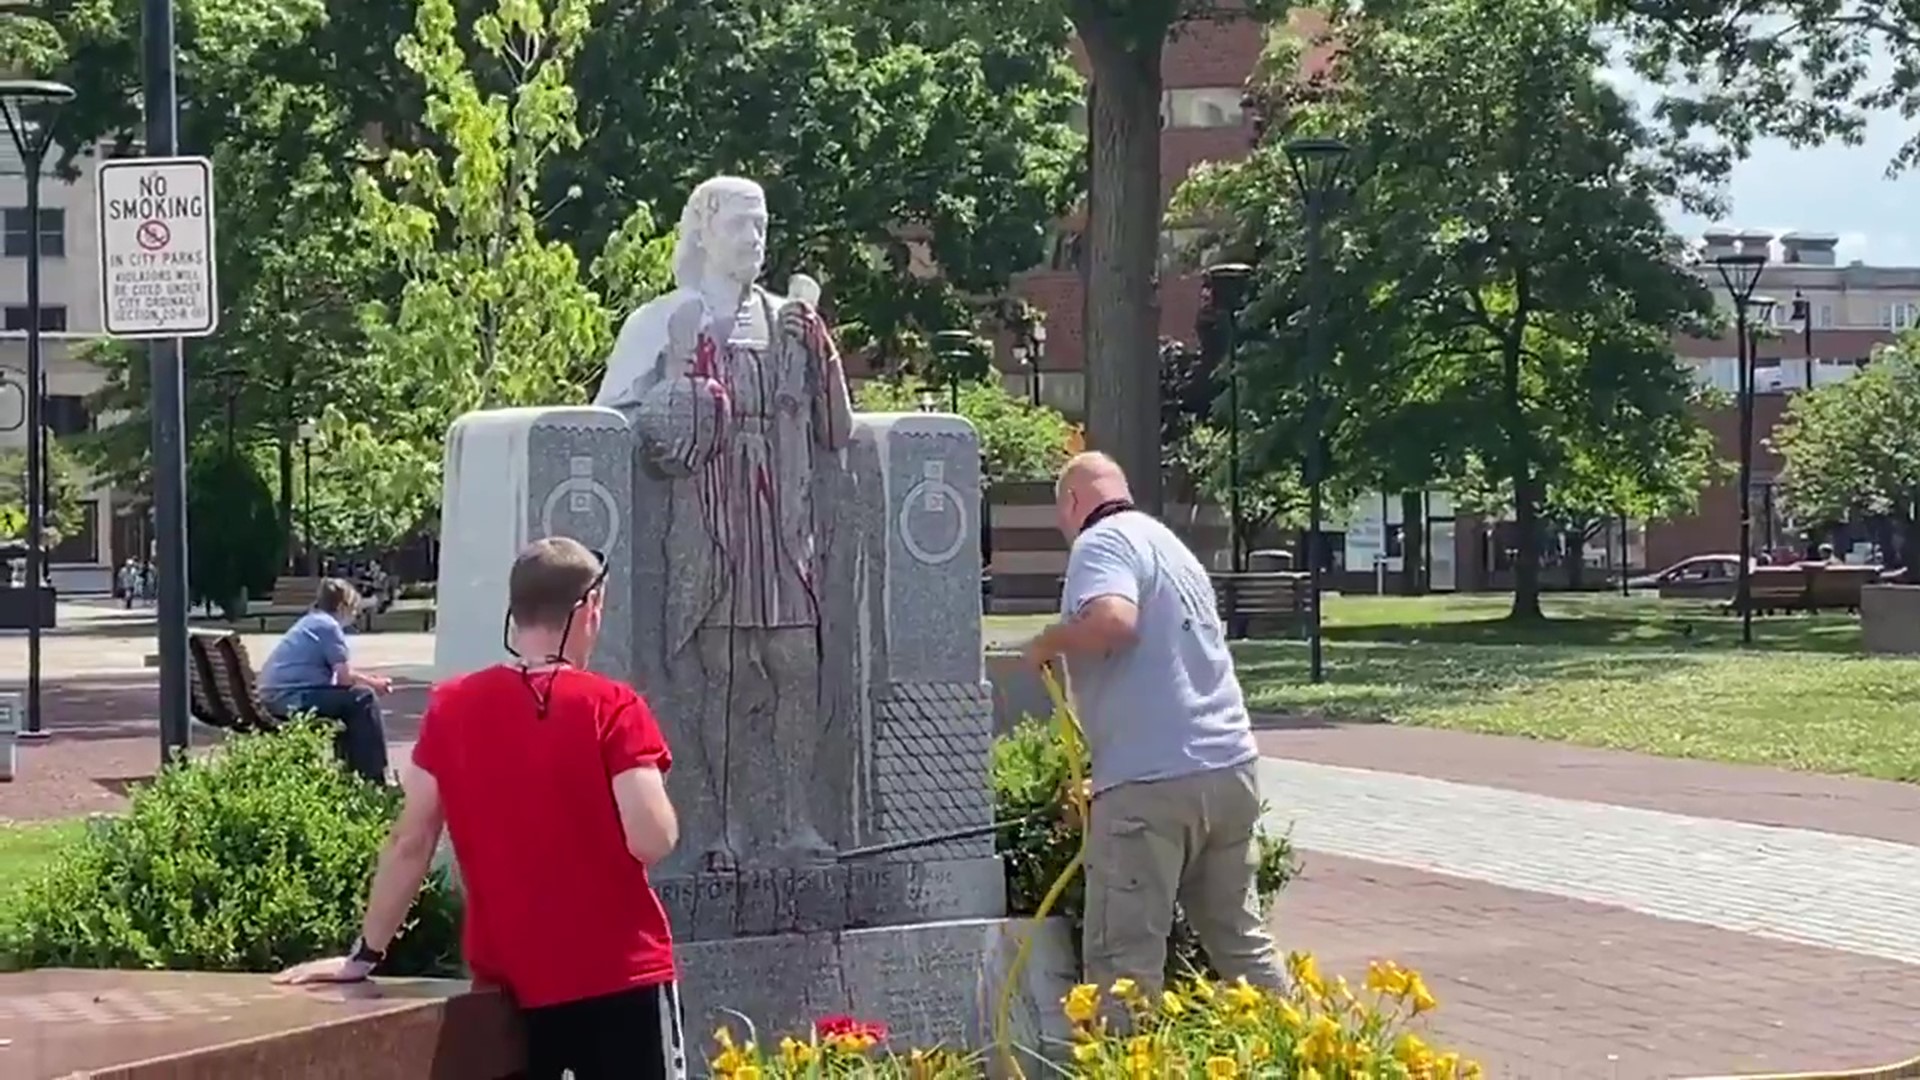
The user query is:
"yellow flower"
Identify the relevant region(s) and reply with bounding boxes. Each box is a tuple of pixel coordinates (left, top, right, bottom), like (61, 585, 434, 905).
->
(1187, 977, 1217, 1003)
(1395, 1032, 1434, 1068)
(1464, 1061, 1485, 1079)
(714, 1027, 736, 1051)
(733, 1067, 762, 1080)
(1226, 977, 1264, 1012)
(1205, 1055, 1239, 1078)
(1407, 972, 1438, 1015)
(1435, 1051, 1463, 1078)
(712, 1046, 750, 1075)
(1064, 983, 1101, 1025)
(1248, 1037, 1273, 1063)
(1109, 977, 1139, 999)
(1278, 1000, 1305, 1030)
(1289, 952, 1327, 999)
(1303, 1070, 1322, 1080)
(1127, 1036, 1153, 1057)
(1160, 990, 1187, 1017)
(1073, 1042, 1101, 1063)
(779, 1037, 816, 1068)
(1366, 959, 1410, 996)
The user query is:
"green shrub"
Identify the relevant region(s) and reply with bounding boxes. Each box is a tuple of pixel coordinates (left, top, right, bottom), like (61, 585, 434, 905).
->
(0, 722, 459, 976)
(991, 717, 1296, 980)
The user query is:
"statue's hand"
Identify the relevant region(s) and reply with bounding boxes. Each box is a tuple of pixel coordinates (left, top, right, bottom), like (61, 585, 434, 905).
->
(780, 301, 835, 368)
(637, 371, 729, 476)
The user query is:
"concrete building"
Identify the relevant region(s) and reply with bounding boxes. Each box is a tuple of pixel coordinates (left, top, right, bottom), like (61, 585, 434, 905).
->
(0, 142, 119, 593)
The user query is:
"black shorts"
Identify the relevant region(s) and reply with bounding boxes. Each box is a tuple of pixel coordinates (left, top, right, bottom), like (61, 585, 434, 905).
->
(521, 981, 687, 1080)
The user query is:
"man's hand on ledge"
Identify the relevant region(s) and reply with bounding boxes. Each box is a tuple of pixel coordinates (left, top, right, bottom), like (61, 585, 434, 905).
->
(274, 955, 375, 986)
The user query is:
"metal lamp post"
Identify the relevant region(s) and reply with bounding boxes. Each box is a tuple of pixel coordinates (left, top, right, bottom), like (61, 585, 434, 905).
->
(1028, 321, 1048, 407)
(1711, 250, 1767, 646)
(297, 420, 318, 574)
(1202, 264, 1255, 580)
(1, 79, 76, 741)
(1790, 289, 1815, 388)
(933, 330, 974, 413)
(1284, 136, 1352, 685)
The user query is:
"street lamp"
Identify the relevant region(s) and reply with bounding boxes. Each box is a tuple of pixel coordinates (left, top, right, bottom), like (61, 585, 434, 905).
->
(1, 78, 76, 741)
(1790, 289, 1815, 388)
(297, 420, 319, 574)
(1284, 136, 1352, 685)
(214, 367, 245, 457)
(1712, 249, 1767, 646)
(916, 389, 937, 413)
(1203, 264, 1255, 582)
(933, 329, 974, 413)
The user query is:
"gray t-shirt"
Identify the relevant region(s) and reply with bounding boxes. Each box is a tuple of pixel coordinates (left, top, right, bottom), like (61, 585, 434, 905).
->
(1061, 510, 1259, 793)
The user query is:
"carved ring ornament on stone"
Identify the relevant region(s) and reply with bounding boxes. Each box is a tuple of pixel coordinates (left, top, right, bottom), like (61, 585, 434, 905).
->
(898, 478, 969, 566)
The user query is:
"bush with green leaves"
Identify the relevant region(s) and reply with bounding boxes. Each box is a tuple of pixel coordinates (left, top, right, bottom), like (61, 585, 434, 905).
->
(991, 717, 1295, 979)
(853, 377, 1073, 486)
(0, 722, 459, 976)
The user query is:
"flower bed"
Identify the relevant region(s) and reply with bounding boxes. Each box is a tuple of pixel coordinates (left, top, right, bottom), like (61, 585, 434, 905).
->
(706, 952, 1480, 1078)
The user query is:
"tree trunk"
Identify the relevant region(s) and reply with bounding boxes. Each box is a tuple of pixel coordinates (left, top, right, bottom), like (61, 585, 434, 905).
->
(1399, 490, 1425, 595)
(1075, 8, 1170, 514)
(278, 433, 295, 572)
(1502, 335, 1543, 620)
(1565, 527, 1585, 590)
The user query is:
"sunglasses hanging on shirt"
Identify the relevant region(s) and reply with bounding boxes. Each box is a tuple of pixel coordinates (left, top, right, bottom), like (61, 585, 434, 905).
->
(500, 547, 609, 718)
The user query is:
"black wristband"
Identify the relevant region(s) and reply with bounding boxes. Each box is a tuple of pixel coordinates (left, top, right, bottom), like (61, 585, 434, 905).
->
(349, 936, 387, 969)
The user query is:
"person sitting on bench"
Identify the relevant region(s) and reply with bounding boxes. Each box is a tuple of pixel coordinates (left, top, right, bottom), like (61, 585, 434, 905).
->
(258, 577, 393, 782)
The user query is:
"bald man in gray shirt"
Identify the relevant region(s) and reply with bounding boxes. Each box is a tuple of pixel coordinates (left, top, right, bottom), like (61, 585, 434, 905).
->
(1022, 452, 1282, 996)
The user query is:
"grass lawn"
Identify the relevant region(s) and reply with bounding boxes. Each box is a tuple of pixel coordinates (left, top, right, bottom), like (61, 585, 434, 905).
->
(0, 818, 83, 900)
(1234, 592, 1920, 782)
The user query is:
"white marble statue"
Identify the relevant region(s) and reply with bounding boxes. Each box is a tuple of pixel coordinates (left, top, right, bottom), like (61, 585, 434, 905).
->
(595, 175, 853, 871)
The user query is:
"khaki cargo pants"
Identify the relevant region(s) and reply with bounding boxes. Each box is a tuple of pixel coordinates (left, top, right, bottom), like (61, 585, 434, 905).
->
(1082, 760, 1282, 995)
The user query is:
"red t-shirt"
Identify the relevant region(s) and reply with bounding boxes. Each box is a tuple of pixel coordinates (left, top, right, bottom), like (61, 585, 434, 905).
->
(411, 664, 676, 1008)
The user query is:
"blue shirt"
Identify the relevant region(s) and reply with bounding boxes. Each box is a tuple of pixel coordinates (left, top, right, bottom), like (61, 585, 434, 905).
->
(1061, 510, 1259, 794)
(258, 611, 351, 693)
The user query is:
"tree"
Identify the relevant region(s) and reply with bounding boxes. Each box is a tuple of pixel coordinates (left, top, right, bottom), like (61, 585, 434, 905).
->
(0, 439, 87, 547)
(185, 446, 281, 616)
(853, 377, 1075, 485)
(1177, 0, 1719, 618)
(337, 0, 674, 545)
(554, 0, 1082, 370)
(1612, 0, 1920, 175)
(1774, 340, 1920, 569)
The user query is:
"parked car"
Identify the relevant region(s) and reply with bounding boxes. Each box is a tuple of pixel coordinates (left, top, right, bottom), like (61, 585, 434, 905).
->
(1628, 554, 1746, 600)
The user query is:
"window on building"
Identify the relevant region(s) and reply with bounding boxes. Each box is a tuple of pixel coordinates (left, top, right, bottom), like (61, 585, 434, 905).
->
(3, 304, 67, 332)
(1816, 302, 1835, 328)
(2, 208, 65, 258)
(1882, 301, 1918, 331)
(44, 394, 92, 436)
(1163, 88, 1245, 129)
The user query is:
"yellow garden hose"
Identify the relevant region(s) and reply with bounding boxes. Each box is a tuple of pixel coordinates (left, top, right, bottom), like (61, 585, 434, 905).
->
(993, 664, 1089, 1078)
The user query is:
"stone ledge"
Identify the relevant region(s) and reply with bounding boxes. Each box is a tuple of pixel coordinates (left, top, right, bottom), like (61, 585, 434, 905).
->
(1861, 584, 1920, 656)
(0, 969, 521, 1080)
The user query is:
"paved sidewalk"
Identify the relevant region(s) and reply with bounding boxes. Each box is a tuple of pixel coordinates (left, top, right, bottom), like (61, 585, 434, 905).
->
(1255, 722, 1920, 1077)
(1280, 855, 1919, 1078)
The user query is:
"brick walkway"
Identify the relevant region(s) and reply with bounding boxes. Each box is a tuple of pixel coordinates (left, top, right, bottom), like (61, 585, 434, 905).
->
(1283, 855, 1918, 1077)
(1257, 721, 1920, 1077)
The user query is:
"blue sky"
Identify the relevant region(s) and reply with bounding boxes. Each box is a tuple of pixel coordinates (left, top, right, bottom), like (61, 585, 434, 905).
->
(1671, 116, 1919, 267)
(1612, 46, 1919, 266)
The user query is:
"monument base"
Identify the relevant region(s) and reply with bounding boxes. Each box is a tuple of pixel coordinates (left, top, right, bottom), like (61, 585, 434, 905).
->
(656, 856, 1007, 941)
(677, 917, 1076, 1060)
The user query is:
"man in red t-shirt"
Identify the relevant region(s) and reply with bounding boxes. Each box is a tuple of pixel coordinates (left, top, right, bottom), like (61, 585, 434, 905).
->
(277, 537, 685, 1080)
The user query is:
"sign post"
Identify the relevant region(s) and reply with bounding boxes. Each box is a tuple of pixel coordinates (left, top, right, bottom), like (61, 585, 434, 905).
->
(0, 691, 19, 782)
(96, 156, 217, 338)
(98, 18, 213, 764)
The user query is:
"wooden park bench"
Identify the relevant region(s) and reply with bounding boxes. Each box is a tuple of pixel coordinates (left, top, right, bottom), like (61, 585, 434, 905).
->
(245, 576, 324, 631)
(1211, 571, 1309, 640)
(1732, 562, 1880, 615)
(184, 631, 283, 734)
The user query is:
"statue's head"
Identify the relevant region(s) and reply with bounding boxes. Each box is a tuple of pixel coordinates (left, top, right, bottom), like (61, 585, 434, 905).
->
(674, 176, 768, 290)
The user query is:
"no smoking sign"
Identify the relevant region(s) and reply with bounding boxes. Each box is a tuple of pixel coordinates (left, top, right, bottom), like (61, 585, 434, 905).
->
(96, 156, 219, 338)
